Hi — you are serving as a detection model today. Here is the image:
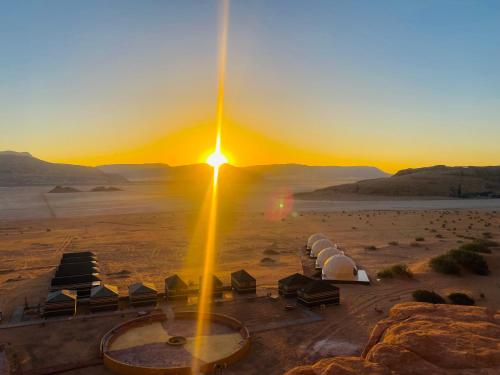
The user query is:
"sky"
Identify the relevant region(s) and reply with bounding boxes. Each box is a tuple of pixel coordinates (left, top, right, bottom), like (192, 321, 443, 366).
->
(1, 0, 499, 173)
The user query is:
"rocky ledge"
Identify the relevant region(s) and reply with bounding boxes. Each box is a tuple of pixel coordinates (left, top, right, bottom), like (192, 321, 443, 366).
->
(285, 302, 500, 375)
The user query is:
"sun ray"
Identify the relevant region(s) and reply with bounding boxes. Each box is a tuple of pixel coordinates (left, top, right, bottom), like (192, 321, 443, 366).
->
(192, 0, 230, 372)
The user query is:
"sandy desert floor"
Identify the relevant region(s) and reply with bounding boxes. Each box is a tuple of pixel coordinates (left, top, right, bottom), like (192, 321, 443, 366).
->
(0, 202, 499, 374)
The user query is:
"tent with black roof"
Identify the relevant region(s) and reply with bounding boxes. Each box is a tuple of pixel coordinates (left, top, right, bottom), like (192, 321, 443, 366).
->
(165, 274, 189, 300)
(128, 282, 158, 307)
(44, 289, 76, 317)
(278, 273, 312, 297)
(90, 284, 119, 312)
(231, 269, 256, 294)
(297, 280, 339, 307)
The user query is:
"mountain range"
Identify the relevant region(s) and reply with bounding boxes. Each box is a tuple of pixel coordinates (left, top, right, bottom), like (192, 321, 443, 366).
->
(0, 151, 389, 187)
(0, 151, 126, 186)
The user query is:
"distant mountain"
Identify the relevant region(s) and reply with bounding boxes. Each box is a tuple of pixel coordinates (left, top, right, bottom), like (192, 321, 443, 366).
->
(97, 163, 170, 181)
(97, 163, 257, 183)
(245, 164, 389, 184)
(98, 162, 389, 186)
(295, 165, 500, 200)
(1, 151, 389, 188)
(0, 151, 127, 186)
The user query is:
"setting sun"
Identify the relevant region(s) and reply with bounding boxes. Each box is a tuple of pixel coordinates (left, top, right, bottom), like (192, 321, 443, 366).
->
(206, 149, 228, 168)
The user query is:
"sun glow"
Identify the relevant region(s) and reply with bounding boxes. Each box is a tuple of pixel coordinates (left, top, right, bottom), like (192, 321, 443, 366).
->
(206, 149, 228, 168)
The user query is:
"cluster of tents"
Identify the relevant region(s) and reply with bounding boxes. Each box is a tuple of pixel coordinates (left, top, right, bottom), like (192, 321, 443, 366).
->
(307, 233, 370, 284)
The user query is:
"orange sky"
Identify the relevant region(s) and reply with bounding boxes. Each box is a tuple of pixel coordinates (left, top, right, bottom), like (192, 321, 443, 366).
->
(2, 1, 500, 174)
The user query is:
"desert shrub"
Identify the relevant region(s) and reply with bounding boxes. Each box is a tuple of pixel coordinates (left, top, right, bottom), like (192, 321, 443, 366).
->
(448, 292, 475, 306)
(365, 245, 377, 251)
(412, 290, 445, 304)
(448, 249, 489, 275)
(429, 254, 460, 275)
(377, 264, 413, 279)
(388, 241, 399, 246)
(263, 249, 279, 255)
(260, 257, 276, 265)
(474, 238, 498, 248)
(415, 237, 425, 242)
(459, 241, 492, 254)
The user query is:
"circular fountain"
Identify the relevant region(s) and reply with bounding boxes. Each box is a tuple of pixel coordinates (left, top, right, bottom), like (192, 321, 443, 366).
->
(100, 311, 250, 374)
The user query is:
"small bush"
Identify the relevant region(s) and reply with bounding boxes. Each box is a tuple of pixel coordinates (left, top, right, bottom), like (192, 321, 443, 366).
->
(412, 290, 445, 304)
(377, 264, 413, 279)
(388, 241, 399, 246)
(415, 237, 425, 242)
(260, 257, 276, 265)
(429, 254, 460, 275)
(459, 241, 491, 254)
(365, 245, 377, 251)
(448, 249, 489, 275)
(263, 249, 279, 255)
(474, 238, 498, 248)
(448, 292, 475, 306)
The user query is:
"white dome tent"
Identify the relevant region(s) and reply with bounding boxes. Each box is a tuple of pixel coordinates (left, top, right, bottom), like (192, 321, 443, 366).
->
(310, 239, 334, 258)
(322, 254, 370, 284)
(315, 247, 343, 269)
(307, 233, 327, 250)
(322, 254, 358, 281)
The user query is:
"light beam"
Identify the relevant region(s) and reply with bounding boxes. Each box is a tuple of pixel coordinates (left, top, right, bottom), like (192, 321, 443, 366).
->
(192, 0, 230, 372)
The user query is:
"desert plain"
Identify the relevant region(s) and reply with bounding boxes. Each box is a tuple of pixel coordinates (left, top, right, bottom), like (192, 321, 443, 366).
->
(1, 182, 500, 374)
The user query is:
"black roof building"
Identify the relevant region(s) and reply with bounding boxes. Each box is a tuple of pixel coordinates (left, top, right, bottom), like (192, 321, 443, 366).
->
(297, 280, 340, 307)
(165, 275, 189, 300)
(278, 273, 312, 297)
(231, 269, 256, 294)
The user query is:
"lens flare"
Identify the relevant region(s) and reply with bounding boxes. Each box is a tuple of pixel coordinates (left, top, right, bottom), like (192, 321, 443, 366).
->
(192, 0, 230, 372)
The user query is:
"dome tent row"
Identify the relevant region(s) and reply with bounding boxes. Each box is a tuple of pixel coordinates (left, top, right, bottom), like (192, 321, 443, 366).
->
(311, 239, 338, 258)
(307, 233, 327, 249)
(315, 247, 343, 269)
(307, 234, 370, 285)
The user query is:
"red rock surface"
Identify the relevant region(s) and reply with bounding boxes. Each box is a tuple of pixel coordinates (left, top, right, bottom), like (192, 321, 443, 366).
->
(285, 302, 500, 375)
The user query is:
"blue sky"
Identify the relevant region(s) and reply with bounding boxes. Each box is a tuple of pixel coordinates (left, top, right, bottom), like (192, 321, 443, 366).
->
(1, 0, 499, 171)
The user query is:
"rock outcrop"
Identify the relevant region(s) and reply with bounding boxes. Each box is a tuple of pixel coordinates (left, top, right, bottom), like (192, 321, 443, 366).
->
(294, 165, 500, 199)
(285, 302, 500, 375)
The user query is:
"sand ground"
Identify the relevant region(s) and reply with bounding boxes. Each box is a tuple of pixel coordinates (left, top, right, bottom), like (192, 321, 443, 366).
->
(1, 194, 499, 374)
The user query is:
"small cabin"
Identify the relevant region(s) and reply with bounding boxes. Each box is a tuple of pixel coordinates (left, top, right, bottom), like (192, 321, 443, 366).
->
(231, 269, 256, 294)
(199, 274, 224, 295)
(165, 274, 188, 300)
(278, 273, 312, 297)
(90, 284, 119, 312)
(297, 280, 339, 307)
(128, 282, 158, 307)
(44, 289, 76, 318)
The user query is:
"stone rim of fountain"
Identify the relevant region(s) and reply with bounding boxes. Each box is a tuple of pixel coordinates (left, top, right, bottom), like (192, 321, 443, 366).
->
(167, 336, 187, 346)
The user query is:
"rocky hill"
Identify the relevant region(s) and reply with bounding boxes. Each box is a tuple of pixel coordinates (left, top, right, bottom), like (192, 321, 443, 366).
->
(295, 165, 500, 200)
(285, 302, 500, 375)
(0, 151, 127, 186)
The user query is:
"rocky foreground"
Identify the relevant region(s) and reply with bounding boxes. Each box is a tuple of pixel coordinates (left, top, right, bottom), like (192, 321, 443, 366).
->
(285, 302, 500, 375)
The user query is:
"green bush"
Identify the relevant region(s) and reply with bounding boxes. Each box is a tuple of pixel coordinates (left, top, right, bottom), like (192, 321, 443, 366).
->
(448, 249, 489, 275)
(448, 292, 475, 306)
(412, 290, 445, 304)
(429, 254, 460, 275)
(459, 242, 491, 254)
(474, 238, 498, 248)
(377, 264, 413, 279)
